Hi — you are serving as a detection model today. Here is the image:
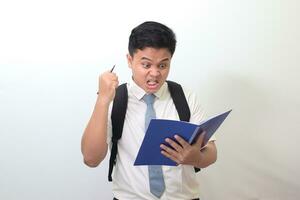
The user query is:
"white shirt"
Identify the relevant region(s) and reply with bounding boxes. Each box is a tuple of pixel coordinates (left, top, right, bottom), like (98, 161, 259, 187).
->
(107, 80, 212, 200)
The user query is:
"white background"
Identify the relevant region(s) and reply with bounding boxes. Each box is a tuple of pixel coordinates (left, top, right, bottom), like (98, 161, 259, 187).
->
(0, 0, 299, 199)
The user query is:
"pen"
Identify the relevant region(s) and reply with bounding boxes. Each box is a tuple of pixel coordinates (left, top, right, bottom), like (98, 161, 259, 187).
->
(110, 64, 116, 72)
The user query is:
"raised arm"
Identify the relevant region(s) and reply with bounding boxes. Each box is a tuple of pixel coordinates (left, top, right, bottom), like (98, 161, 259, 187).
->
(81, 71, 118, 167)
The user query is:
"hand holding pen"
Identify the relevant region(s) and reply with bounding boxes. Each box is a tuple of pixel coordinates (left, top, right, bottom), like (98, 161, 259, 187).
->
(97, 65, 119, 103)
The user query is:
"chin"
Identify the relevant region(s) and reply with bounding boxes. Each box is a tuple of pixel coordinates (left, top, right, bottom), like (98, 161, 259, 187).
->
(147, 89, 158, 94)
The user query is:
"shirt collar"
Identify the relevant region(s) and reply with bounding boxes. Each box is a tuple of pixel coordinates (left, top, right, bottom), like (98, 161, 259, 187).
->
(128, 79, 168, 100)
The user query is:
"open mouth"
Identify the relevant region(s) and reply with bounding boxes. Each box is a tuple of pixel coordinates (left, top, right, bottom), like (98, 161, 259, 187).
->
(146, 80, 159, 90)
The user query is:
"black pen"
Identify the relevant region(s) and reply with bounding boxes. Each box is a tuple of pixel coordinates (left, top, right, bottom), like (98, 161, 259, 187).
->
(110, 64, 116, 72)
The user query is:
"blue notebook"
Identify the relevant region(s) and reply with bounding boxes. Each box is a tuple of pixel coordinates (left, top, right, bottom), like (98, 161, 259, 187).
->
(134, 109, 232, 166)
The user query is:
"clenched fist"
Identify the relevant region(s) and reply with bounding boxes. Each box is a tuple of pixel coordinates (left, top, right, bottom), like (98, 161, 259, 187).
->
(97, 71, 119, 104)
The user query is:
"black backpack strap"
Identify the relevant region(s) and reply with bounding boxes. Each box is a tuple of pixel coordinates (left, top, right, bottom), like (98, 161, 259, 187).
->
(167, 80, 200, 173)
(108, 83, 128, 181)
(167, 80, 190, 122)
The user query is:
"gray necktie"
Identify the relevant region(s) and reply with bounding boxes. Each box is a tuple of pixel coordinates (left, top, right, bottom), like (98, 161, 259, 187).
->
(143, 94, 165, 198)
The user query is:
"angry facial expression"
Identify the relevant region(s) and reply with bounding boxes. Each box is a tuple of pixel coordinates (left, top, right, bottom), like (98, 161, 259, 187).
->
(127, 47, 172, 94)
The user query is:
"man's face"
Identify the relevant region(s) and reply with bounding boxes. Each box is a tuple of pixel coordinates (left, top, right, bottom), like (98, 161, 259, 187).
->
(127, 47, 172, 94)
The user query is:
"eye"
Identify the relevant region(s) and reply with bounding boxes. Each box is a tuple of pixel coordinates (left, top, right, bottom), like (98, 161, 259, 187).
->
(142, 62, 151, 68)
(159, 63, 167, 69)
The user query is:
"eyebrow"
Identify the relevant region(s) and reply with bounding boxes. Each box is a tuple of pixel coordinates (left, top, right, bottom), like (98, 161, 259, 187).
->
(141, 57, 170, 62)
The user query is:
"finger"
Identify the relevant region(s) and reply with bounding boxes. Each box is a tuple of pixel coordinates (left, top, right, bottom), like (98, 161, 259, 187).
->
(161, 150, 181, 164)
(160, 143, 178, 155)
(165, 138, 183, 152)
(109, 73, 118, 80)
(112, 80, 119, 89)
(174, 135, 190, 148)
(196, 131, 206, 147)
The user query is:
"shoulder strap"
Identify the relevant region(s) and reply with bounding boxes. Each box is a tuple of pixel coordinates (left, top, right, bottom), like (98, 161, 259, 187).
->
(108, 83, 128, 181)
(166, 80, 190, 122)
(167, 80, 200, 173)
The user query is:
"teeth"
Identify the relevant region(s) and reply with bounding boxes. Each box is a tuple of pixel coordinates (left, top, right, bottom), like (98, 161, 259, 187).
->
(147, 81, 157, 85)
(147, 80, 157, 84)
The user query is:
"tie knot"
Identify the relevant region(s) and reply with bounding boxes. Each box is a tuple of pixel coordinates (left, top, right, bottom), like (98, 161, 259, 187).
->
(143, 94, 155, 105)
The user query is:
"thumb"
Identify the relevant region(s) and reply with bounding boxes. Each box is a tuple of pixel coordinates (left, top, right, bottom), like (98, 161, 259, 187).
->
(195, 131, 206, 148)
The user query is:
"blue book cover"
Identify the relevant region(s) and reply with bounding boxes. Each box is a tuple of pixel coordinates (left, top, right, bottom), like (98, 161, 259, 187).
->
(134, 109, 232, 166)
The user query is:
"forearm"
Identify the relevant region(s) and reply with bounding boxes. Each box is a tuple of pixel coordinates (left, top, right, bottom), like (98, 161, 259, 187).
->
(81, 96, 110, 167)
(195, 141, 217, 168)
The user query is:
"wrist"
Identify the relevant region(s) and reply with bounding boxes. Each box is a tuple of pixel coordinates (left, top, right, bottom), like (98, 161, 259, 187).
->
(96, 95, 112, 107)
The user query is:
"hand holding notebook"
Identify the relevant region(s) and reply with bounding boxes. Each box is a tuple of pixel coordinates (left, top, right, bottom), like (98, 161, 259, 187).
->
(134, 109, 232, 166)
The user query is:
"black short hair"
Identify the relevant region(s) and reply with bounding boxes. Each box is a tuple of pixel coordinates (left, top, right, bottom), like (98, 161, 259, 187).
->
(128, 21, 176, 57)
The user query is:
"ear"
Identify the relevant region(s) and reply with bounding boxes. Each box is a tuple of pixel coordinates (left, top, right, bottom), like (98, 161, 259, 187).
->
(126, 54, 133, 69)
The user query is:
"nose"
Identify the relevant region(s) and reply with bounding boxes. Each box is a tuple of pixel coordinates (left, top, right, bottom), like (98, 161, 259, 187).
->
(149, 67, 161, 77)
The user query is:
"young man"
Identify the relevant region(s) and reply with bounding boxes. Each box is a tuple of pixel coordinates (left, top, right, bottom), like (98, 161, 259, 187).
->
(81, 21, 217, 200)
